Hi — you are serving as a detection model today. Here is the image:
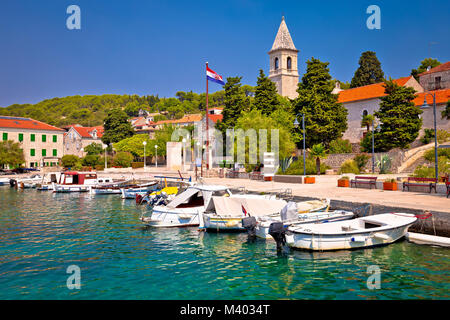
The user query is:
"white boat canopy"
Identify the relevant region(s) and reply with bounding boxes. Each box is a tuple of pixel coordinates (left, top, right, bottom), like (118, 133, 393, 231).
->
(207, 197, 287, 217)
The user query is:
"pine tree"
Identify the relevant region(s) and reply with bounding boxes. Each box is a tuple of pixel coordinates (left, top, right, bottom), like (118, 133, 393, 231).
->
(350, 51, 384, 88)
(101, 108, 135, 145)
(368, 80, 422, 151)
(293, 57, 348, 148)
(411, 58, 441, 81)
(219, 77, 250, 131)
(254, 69, 280, 115)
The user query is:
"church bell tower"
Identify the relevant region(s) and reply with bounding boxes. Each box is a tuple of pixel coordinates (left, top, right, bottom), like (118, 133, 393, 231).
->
(268, 16, 299, 99)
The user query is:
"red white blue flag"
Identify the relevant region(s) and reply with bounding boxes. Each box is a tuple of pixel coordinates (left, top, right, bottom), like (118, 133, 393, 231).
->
(206, 66, 225, 85)
(242, 205, 248, 217)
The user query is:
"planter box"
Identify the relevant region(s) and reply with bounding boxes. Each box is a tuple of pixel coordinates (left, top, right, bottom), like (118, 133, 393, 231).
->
(273, 175, 303, 184)
(264, 176, 273, 181)
(304, 177, 315, 184)
(383, 182, 398, 191)
(338, 179, 350, 187)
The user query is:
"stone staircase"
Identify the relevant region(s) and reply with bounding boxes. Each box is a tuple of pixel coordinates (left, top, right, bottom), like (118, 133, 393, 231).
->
(397, 142, 434, 174)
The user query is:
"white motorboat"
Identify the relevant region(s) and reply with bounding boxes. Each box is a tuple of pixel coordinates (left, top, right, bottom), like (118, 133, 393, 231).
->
(52, 172, 114, 193)
(13, 174, 43, 189)
(202, 198, 330, 233)
(273, 213, 417, 251)
(253, 202, 354, 239)
(141, 184, 260, 228)
(36, 172, 63, 191)
(120, 182, 161, 199)
(0, 177, 10, 186)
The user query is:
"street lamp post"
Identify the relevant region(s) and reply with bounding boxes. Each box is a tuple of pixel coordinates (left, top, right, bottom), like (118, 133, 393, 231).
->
(372, 119, 375, 173)
(143, 141, 147, 170)
(422, 92, 439, 181)
(293, 113, 306, 176)
(155, 145, 158, 168)
(182, 138, 186, 169)
(103, 144, 108, 170)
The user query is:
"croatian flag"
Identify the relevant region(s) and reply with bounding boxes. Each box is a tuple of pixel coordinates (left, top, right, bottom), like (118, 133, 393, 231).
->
(206, 66, 225, 85)
(242, 205, 248, 217)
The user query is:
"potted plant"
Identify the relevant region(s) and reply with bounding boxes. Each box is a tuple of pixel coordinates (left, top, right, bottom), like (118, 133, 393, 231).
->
(383, 178, 398, 191)
(338, 176, 350, 187)
(304, 176, 315, 184)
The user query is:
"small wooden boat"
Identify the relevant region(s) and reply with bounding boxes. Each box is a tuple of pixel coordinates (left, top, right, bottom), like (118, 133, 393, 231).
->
(253, 202, 354, 239)
(120, 182, 160, 199)
(272, 213, 417, 251)
(405, 232, 450, 247)
(202, 198, 330, 232)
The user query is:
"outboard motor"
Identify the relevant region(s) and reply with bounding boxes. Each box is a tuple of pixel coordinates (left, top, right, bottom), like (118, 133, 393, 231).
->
(268, 222, 286, 252)
(9, 179, 17, 188)
(242, 216, 257, 238)
(135, 194, 143, 204)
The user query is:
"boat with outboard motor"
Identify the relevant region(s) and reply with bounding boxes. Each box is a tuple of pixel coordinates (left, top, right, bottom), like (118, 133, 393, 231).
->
(268, 212, 417, 251)
(244, 201, 354, 239)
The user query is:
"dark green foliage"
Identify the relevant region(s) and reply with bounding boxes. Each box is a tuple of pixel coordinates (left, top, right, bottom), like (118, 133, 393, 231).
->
(423, 148, 450, 162)
(113, 152, 134, 168)
(293, 57, 348, 148)
(218, 77, 251, 131)
(442, 100, 450, 120)
(353, 153, 371, 171)
(369, 80, 422, 151)
(411, 58, 441, 81)
(81, 154, 101, 167)
(0, 94, 160, 127)
(329, 138, 352, 154)
(254, 69, 280, 115)
(350, 51, 384, 88)
(84, 143, 104, 155)
(61, 155, 80, 168)
(420, 129, 435, 145)
(101, 108, 135, 145)
(0, 140, 25, 168)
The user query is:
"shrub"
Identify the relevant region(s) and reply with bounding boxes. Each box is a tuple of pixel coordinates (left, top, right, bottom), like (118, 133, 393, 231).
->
(339, 176, 350, 180)
(413, 156, 450, 178)
(61, 155, 80, 168)
(329, 138, 352, 154)
(354, 153, 370, 172)
(84, 143, 104, 155)
(95, 164, 105, 171)
(413, 165, 435, 178)
(338, 160, 360, 174)
(82, 154, 101, 167)
(437, 129, 450, 144)
(420, 129, 435, 144)
(277, 157, 330, 175)
(423, 148, 450, 162)
(279, 157, 293, 173)
(113, 152, 134, 168)
(132, 162, 144, 169)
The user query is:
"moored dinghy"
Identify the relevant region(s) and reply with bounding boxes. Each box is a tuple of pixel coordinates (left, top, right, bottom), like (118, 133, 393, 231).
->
(253, 201, 354, 239)
(272, 213, 417, 251)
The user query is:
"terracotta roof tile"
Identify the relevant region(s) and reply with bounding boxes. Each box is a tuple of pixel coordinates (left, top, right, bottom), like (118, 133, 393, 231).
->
(418, 61, 450, 76)
(207, 114, 223, 123)
(155, 114, 202, 125)
(0, 116, 64, 132)
(337, 76, 413, 103)
(70, 125, 104, 138)
(413, 89, 450, 106)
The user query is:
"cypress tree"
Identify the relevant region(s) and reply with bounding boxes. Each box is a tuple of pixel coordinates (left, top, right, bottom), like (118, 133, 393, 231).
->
(350, 51, 384, 88)
(371, 80, 422, 151)
(293, 57, 348, 148)
(254, 69, 280, 115)
(219, 77, 250, 130)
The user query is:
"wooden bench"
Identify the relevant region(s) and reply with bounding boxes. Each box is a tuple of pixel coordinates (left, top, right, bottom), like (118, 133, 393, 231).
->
(402, 177, 437, 193)
(350, 176, 377, 189)
(249, 171, 263, 180)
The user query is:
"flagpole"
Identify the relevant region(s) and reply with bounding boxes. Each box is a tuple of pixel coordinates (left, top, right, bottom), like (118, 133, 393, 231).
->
(205, 61, 209, 172)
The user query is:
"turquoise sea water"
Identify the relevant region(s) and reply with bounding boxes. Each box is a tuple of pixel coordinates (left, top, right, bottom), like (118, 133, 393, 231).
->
(0, 187, 449, 300)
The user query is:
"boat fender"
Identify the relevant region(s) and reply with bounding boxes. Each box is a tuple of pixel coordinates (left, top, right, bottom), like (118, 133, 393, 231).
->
(351, 236, 366, 243)
(268, 222, 286, 251)
(372, 233, 391, 241)
(242, 216, 257, 238)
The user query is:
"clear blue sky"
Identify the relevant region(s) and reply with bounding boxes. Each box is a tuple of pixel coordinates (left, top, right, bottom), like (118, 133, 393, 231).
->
(0, 0, 449, 107)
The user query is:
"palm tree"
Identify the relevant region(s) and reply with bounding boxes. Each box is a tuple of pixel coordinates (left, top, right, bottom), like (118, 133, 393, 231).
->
(361, 114, 375, 133)
(309, 143, 327, 175)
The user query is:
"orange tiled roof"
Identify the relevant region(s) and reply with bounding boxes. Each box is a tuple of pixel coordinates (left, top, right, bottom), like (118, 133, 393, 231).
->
(413, 89, 450, 106)
(418, 61, 450, 76)
(207, 114, 223, 123)
(0, 116, 64, 132)
(71, 125, 104, 138)
(155, 114, 202, 125)
(337, 77, 413, 103)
